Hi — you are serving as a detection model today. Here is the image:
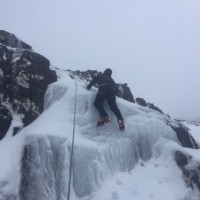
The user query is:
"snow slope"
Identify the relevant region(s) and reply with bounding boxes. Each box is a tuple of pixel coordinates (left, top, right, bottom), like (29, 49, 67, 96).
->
(0, 72, 199, 199)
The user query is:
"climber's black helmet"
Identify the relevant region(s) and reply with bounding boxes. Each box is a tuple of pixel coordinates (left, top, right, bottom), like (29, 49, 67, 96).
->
(103, 68, 112, 77)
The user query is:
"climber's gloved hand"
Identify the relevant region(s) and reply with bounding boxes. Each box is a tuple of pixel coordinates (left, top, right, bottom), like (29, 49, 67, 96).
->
(86, 85, 90, 90)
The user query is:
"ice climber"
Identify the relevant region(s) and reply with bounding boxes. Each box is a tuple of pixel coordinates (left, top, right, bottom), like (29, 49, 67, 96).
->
(87, 68, 125, 131)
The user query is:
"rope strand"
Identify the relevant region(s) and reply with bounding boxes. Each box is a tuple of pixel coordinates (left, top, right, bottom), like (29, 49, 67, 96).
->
(67, 77, 77, 200)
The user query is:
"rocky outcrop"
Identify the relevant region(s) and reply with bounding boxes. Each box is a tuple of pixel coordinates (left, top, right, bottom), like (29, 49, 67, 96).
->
(135, 97, 147, 107)
(147, 103, 164, 114)
(175, 151, 200, 192)
(116, 83, 135, 103)
(170, 125, 199, 149)
(0, 105, 12, 139)
(0, 30, 57, 139)
(0, 30, 32, 50)
(67, 69, 98, 82)
(136, 97, 164, 114)
(167, 120, 199, 149)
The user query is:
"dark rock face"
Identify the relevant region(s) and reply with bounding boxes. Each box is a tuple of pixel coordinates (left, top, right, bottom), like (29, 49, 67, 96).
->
(136, 97, 164, 114)
(175, 151, 200, 192)
(0, 30, 32, 50)
(0, 105, 12, 139)
(68, 69, 135, 103)
(169, 123, 199, 149)
(146, 103, 163, 114)
(0, 30, 57, 139)
(67, 69, 98, 82)
(136, 97, 147, 107)
(116, 83, 135, 103)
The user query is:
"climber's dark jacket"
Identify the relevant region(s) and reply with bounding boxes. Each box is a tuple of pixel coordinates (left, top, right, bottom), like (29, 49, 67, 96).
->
(87, 68, 123, 121)
(87, 68, 117, 96)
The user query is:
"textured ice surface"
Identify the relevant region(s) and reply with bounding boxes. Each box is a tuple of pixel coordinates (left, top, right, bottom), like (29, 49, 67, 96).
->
(17, 76, 180, 199)
(0, 75, 199, 200)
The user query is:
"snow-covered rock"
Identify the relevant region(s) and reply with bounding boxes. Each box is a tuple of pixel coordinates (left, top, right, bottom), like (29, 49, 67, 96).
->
(0, 30, 57, 138)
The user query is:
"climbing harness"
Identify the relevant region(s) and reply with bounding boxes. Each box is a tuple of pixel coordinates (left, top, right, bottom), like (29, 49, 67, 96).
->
(67, 77, 77, 200)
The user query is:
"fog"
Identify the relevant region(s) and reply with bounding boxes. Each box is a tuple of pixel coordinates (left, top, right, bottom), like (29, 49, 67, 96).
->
(1, 0, 200, 120)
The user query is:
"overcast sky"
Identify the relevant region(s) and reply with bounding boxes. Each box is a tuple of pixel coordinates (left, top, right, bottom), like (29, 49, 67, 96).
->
(1, 0, 200, 120)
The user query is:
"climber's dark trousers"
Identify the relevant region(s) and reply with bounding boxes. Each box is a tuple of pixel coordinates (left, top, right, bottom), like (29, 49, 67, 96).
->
(94, 91, 123, 121)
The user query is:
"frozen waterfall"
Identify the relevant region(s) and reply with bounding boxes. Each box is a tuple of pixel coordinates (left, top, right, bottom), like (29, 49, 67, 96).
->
(17, 75, 181, 200)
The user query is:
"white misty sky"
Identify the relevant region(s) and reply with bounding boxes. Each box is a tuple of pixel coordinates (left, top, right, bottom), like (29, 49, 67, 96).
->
(1, 0, 200, 120)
